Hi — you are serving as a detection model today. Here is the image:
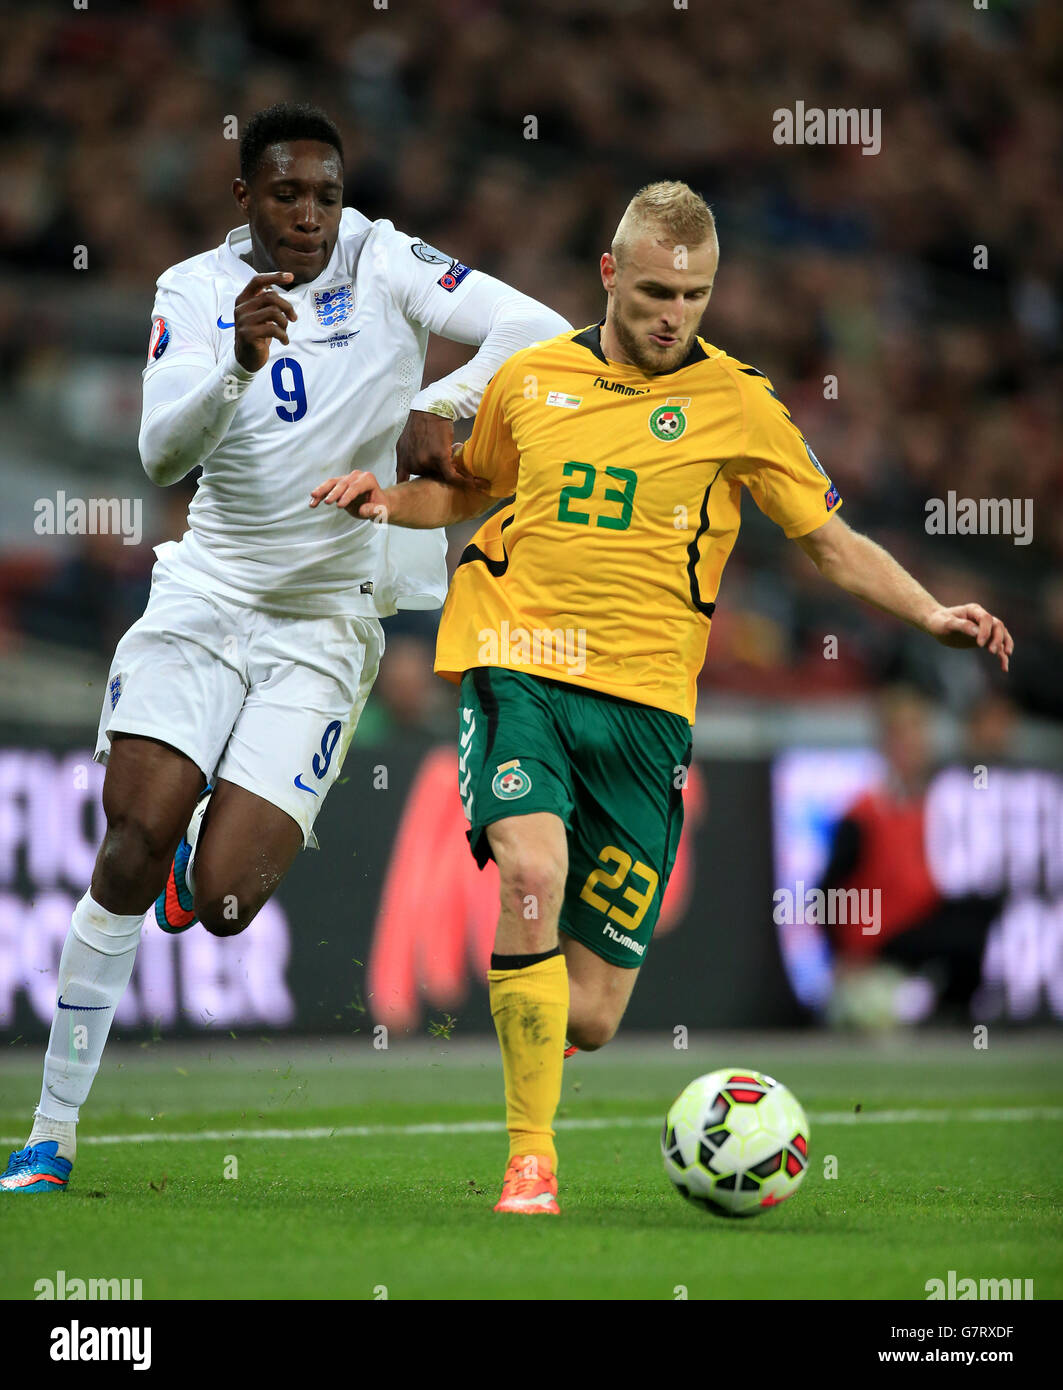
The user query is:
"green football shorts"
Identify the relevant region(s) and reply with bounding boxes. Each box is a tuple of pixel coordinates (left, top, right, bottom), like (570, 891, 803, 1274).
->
(458, 667, 692, 968)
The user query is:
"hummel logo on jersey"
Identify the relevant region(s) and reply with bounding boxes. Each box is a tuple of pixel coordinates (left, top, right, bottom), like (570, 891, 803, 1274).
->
(293, 775, 319, 796)
(593, 376, 649, 397)
(57, 996, 109, 1011)
(217, 316, 235, 329)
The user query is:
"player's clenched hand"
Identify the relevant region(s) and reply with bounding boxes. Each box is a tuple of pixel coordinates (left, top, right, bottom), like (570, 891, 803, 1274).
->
(232, 272, 297, 373)
(396, 410, 452, 484)
(309, 471, 389, 523)
(395, 411, 487, 489)
(926, 604, 1014, 672)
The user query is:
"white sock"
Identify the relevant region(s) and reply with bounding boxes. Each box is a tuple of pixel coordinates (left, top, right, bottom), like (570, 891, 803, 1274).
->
(27, 1110, 78, 1163)
(184, 790, 211, 896)
(185, 834, 198, 896)
(34, 891, 145, 1148)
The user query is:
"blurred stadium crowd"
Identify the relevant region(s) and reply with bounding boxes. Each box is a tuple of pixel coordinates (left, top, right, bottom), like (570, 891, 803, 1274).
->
(1, 0, 1060, 735)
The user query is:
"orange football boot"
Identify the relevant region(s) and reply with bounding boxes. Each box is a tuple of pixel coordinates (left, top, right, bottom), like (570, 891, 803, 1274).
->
(494, 1154, 560, 1214)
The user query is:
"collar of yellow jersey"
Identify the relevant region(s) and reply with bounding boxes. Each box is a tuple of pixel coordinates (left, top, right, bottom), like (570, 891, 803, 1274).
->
(572, 320, 708, 371)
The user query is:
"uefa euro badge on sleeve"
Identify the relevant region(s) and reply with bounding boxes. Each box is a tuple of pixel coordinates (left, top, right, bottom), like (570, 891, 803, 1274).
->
(147, 317, 170, 362)
(313, 284, 354, 329)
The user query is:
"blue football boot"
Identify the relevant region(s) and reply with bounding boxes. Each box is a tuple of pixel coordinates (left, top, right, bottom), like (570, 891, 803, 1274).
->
(0, 1141, 72, 1193)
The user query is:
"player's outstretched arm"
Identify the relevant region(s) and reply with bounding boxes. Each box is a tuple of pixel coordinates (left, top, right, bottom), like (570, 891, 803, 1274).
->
(310, 456, 494, 530)
(795, 514, 1014, 672)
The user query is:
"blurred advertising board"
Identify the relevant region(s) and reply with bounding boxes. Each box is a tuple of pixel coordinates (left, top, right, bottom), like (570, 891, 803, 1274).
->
(772, 750, 1063, 1021)
(0, 733, 798, 1041)
(4, 733, 1056, 1042)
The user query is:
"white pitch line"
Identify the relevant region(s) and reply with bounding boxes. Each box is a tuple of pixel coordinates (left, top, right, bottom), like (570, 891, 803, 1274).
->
(1, 1106, 1061, 1149)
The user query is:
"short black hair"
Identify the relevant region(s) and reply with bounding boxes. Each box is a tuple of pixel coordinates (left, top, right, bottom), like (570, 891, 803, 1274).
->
(239, 102, 344, 183)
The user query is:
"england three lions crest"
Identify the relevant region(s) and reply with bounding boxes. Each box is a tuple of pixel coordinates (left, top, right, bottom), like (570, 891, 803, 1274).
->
(314, 283, 354, 328)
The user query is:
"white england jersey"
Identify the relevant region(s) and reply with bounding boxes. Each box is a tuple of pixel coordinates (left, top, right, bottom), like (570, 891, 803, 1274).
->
(144, 209, 487, 618)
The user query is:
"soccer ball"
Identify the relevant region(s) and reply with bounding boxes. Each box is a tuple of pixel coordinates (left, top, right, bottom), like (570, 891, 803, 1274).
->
(661, 1068, 810, 1217)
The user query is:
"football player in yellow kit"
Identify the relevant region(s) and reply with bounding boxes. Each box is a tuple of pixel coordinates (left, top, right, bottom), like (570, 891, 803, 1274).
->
(311, 182, 1013, 1214)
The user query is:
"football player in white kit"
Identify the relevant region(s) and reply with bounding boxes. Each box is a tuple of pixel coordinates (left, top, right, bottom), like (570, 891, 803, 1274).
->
(2, 103, 569, 1194)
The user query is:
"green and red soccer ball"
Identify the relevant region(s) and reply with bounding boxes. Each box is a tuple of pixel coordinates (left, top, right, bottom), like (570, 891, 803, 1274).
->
(661, 1068, 810, 1217)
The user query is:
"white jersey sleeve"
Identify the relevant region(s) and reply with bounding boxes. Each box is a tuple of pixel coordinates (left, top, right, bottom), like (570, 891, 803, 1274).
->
(139, 266, 254, 486)
(381, 229, 572, 420)
(383, 232, 484, 336)
(409, 274, 571, 419)
(143, 268, 218, 378)
(139, 355, 255, 487)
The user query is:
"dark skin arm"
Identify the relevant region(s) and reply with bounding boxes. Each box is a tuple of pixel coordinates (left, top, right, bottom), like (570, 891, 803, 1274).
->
(395, 411, 487, 487)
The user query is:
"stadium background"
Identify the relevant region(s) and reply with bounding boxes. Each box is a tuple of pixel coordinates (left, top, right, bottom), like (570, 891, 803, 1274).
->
(1, 0, 1061, 1045)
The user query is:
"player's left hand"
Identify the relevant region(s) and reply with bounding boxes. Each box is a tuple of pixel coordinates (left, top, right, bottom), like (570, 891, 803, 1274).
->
(396, 410, 468, 485)
(925, 604, 1014, 672)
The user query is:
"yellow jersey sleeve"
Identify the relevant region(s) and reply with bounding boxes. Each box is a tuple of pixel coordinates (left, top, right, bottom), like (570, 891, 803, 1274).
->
(457, 354, 523, 499)
(729, 368, 842, 538)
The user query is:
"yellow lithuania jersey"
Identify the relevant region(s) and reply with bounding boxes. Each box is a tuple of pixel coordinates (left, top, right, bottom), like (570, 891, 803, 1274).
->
(434, 323, 842, 723)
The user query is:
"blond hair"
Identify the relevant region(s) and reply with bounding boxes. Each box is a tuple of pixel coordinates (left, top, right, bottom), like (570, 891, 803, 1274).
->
(611, 181, 717, 265)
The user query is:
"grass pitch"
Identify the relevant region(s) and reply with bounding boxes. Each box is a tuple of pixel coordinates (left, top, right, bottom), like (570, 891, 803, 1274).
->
(1, 1031, 1060, 1301)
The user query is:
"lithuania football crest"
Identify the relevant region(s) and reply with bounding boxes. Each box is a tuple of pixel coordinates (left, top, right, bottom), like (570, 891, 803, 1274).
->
(491, 759, 532, 800)
(649, 398, 689, 441)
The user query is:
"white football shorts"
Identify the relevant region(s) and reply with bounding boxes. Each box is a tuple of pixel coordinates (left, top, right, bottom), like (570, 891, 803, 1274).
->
(94, 565, 384, 849)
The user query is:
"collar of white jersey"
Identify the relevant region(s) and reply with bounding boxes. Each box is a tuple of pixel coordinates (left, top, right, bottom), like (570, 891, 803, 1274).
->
(220, 206, 373, 291)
